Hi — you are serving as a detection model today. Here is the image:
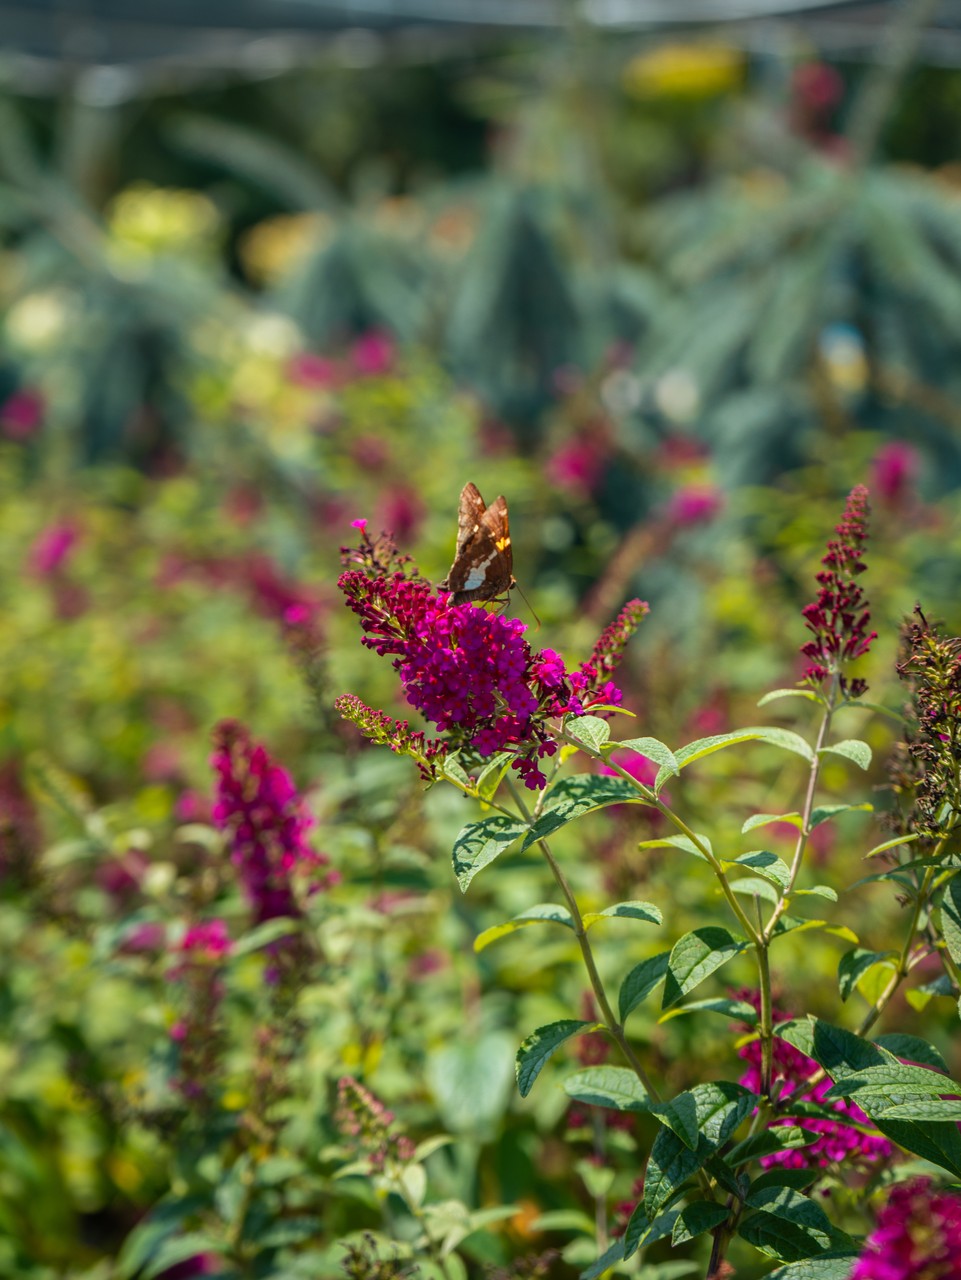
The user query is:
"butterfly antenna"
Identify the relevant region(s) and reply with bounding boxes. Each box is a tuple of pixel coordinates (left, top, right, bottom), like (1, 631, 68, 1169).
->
(513, 581, 541, 631)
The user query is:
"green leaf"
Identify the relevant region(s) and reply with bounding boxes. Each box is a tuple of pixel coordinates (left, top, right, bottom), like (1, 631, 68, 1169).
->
(776, 1017, 886, 1073)
(671, 1201, 729, 1245)
(819, 739, 872, 770)
(473, 903, 574, 952)
(564, 1066, 651, 1112)
(662, 928, 750, 1009)
(810, 802, 873, 829)
(774, 1020, 961, 1177)
(862, 1098, 961, 1121)
(872, 1114, 961, 1178)
(623, 1205, 680, 1258)
(728, 1127, 818, 1167)
(615, 736, 680, 782)
(940, 877, 961, 969)
(115, 1200, 206, 1279)
(659, 996, 759, 1025)
(516, 1021, 598, 1098)
(767, 1256, 861, 1280)
(230, 917, 298, 957)
(257, 1216, 322, 1248)
(731, 876, 780, 905)
(579, 1239, 625, 1280)
(722, 850, 791, 890)
(452, 815, 528, 891)
(582, 900, 662, 930)
(474, 752, 513, 802)
(757, 688, 821, 707)
(738, 1186, 849, 1263)
(619, 952, 671, 1021)
(795, 884, 838, 902)
(565, 715, 612, 753)
(644, 1084, 757, 1214)
(442, 755, 472, 788)
(522, 776, 646, 849)
(675, 727, 813, 769)
(637, 833, 711, 860)
(530, 1210, 595, 1234)
(643, 1133, 709, 1220)
(771, 916, 858, 943)
(141, 1235, 224, 1280)
(749, 1169, 817, 1195)
(864, 833, 918, 859)
(742, 812, 802, 834)
(873, 1033, 948, 1073)
(838, 949, 897, 1001)
(824, 1062, 954, 1098)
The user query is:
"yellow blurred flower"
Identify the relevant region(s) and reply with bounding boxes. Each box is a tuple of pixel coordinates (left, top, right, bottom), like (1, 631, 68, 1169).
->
(107, 183, 221, 256)
(624, 43, 743, 100)
(239, 212, 332, 285)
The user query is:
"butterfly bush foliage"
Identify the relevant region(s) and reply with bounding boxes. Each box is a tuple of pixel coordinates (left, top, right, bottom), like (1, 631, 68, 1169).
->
(335, 487, 961, 1280)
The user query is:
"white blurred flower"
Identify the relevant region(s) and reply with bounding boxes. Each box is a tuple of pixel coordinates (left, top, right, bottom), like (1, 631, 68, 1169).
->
(654, 368, 700, 423)
(5, 290, 71, 350)
(245, 312, 303, 358)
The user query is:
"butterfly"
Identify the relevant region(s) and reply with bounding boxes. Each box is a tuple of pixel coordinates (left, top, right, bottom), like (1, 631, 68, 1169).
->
(440, 482, 516, 607)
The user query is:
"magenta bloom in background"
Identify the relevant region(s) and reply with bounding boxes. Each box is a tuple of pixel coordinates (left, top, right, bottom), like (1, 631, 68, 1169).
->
(211, 721, 329, 925)
(351, 331, 394, 377)
(601, 749, 657, 789)
(666, 483, 723, 527)
(546, 430, 609, 499)
(872, 440, 919, 507)
(851, 1179, 961, 1280)
(29, 522, 79, 576)
(1, 388, 44, 439)
(286, 351, 337, 388)
(179, 919, 232, 959)
(736, 996, 891, 1172)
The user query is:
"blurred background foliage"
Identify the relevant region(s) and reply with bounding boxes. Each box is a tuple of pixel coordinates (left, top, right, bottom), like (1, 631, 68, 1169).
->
(6, 1, 961, 1276)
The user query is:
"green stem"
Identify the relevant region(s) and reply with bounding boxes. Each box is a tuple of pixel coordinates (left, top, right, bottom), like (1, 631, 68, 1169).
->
(857, 862, 937, 1037)
(562, 739, 761, 946)
(506, 776, 660, 1101)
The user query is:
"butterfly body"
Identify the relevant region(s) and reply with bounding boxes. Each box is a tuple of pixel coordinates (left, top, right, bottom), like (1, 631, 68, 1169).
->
(440, 482, 516, 607)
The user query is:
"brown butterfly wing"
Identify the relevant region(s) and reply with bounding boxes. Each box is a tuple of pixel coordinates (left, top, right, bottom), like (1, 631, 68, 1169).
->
(453, 483, 488, 559)
(480, 495, 512, 581)
(440, 484, 514, 604)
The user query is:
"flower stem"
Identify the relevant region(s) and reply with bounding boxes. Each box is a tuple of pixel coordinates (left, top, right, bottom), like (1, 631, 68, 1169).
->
(506, 776, 660, 1101)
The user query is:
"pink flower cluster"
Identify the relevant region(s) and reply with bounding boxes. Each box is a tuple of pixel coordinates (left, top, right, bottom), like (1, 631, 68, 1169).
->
(29, 522, 79, 577)
(736, 1000, 892, 1171)
(801, 484, 877, 697)
(211, 721, 332, 926)
(851, 1179, 961, 1280)
(338, 532, 643, 787)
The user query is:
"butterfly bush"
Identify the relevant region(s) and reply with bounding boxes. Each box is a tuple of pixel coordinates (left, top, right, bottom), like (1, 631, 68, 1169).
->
(211, 720, 334, 933)
(889, 607, 961, 844)
(850, 1179, 961, 1280)
(336, 524, 646, 787)
(801, 482, 877, 697)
